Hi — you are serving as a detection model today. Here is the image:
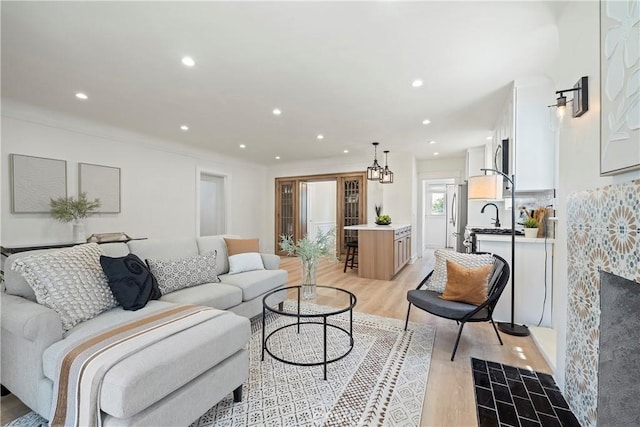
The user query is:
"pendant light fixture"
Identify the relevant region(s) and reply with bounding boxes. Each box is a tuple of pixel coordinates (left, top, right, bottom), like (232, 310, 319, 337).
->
(379, 150, 394, 184)
(367, 142, 383, 181)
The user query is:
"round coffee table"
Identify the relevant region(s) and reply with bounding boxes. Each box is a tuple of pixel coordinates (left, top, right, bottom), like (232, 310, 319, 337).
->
(261, 285, 357, 380)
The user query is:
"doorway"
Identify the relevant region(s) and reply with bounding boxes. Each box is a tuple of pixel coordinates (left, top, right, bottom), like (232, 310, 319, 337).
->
(422, 178, 455, 250)
(199, 173, 226, 236)
(306, 181, 337, 241)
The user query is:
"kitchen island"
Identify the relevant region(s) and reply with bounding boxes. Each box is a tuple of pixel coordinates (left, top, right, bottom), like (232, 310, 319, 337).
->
(344, 224, 411, 280)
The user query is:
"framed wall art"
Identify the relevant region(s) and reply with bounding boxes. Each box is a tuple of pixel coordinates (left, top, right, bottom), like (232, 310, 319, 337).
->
(79, 163, 121, 213)
(600, 0, 640, 176)
(10, 154, 67, 213)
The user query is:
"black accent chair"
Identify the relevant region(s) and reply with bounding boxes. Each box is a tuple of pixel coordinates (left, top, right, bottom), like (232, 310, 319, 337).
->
(404, 253, 510, 361)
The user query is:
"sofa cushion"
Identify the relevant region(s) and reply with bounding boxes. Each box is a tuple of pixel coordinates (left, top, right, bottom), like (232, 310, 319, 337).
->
(42, 301, 250, 419)
(224, 238, 259, 256)
(159, 283, 242, 310)
(11, 243, 118, 331)
(127, 238, 198, 262)
(146, 252, 220, 295)
(196, 235, 239, 274)
(219, 269, 288, 301)
(228, 252, 265, 275)
(100, 254, 161, 310)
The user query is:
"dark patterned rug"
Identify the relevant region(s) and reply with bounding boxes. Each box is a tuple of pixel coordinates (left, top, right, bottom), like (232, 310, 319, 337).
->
(471, 358, 581, 427)
(6, 303, 435, 427)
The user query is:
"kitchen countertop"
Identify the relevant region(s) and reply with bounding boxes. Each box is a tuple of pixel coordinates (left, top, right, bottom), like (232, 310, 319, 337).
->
(344, 223, 411, 231)
(474, 234, 555, 244)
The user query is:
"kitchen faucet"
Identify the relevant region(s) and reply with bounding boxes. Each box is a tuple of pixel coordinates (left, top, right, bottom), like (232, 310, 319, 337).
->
(481, 203, 501, 227)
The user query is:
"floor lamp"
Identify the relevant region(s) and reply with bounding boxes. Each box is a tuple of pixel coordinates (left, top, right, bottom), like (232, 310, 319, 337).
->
(468, 169, 529, 337)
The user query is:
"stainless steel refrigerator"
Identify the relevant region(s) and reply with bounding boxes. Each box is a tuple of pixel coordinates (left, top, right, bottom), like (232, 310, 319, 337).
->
(446, 183, 468, 252)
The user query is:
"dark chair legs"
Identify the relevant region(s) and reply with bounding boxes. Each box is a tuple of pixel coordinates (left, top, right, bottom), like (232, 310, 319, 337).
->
(404, 303, 412, 330)
(490, 318, 503, 345)
(451, 322, 466, 361)
(233, 385, 243, 402)
(343, 242, 358, 273)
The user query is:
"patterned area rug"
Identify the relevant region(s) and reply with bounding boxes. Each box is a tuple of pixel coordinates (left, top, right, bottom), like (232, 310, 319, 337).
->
(5, 302, 435, 427)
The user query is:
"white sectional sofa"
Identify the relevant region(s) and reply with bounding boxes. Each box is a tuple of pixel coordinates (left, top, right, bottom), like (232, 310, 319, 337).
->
(0, 235, 287, 426)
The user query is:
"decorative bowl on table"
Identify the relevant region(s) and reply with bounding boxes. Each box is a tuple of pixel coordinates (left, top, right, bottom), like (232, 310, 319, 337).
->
(375, 215, 392, 225)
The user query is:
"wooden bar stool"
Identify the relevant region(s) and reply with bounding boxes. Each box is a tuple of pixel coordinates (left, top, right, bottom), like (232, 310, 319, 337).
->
(343, 240, 358, 272)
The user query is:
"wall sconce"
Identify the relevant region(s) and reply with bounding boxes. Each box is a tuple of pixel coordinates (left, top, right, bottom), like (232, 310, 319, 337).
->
(367, 142, 383, 181)
(379, 151, 394, 184)
(549, 76, 589, 118)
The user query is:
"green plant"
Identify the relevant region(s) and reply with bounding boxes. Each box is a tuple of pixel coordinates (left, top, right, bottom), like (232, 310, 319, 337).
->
(522, 217, 539, 228)
(375, 204, 383, 217)
(50, 193, 101, 223)
(376, 214, 391, 224)
(279, 228, 337, 262)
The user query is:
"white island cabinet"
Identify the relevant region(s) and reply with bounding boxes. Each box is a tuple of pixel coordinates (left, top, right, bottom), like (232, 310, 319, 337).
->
(344, 224, 411, 280)
(475, 235, 554, 327)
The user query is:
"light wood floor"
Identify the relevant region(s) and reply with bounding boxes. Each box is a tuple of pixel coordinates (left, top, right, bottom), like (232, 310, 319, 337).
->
(0, 254, 552, 426)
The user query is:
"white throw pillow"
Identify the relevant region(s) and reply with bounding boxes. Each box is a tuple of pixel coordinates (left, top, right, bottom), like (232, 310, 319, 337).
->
(426, 249, 494, 293)
(11, 243, 118, 331)
(228, 252, 265, 274)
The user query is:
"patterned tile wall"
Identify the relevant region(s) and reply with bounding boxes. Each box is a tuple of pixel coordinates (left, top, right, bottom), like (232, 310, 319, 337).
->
(565, 179, 640, 426)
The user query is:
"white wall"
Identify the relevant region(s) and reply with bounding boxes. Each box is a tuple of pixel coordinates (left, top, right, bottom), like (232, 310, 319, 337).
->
(1, 101, 270, 249)
(546, 1, 640, 389)
(199, 174, 226, 236)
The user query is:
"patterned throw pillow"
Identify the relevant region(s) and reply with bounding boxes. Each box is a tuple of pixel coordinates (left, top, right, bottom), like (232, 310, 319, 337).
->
(425, 249, 494, 293)
(146, 251, 220, 295)
(11, 243, 119, 331)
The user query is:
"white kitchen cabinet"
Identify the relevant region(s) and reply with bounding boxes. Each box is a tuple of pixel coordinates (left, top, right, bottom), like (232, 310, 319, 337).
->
(465, 145, 489, 179)
(476, 235, 553, 327)
(493, 77, 555, 192)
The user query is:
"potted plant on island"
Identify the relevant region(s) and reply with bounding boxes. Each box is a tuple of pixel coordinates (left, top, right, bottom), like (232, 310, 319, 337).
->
(522, 217, 539, 238)
(50, 192, 101, 243)
(280, 228, 337, 299)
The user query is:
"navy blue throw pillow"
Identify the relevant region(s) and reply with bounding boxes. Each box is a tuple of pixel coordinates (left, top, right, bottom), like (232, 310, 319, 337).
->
(100, 254, 161, 311)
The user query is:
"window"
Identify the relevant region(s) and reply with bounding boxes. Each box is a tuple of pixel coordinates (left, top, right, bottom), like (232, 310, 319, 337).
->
(430, 192, 445, 215)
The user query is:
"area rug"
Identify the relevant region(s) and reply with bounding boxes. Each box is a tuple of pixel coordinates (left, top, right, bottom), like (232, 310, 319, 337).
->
(471, 358, 580, 427)
(5, 302, 435, 427)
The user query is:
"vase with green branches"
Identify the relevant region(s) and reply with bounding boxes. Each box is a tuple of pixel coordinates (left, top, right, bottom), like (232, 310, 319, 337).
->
(50, 193, 101, 242)
(280, 228, 337, 299)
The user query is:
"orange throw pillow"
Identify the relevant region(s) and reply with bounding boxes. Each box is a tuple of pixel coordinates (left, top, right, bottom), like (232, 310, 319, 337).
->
(224, 238, 260, 256)
(439, 260, 492, 306)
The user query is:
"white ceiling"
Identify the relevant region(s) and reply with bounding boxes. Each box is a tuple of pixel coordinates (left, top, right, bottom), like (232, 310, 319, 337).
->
(1, 1, 565, 166)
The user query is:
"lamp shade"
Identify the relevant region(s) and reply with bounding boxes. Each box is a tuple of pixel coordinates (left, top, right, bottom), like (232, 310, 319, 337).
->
(468, 174, 503, 200)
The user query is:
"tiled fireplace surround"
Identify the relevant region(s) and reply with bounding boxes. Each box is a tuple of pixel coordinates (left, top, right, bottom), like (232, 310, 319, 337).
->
(565, 179, 639, 426)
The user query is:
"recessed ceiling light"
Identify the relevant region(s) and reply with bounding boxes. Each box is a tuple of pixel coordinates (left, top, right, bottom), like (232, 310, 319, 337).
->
(317, 134, 324, 140)
(180, 125, 189, 131)
(486, 136, 493, 140)
(239, 144, 246, 149)
(181, 56, 195, 67)
(343, 149, 349, 154)
(275, 156, 281, 160)
(434, 152, 440, 156)
(75, 92, 88, 100)
(412, 79, 423, 88)
(428, 140, 436, 145)
(272, 108, 282, 116)
(422, 119, 431, 125)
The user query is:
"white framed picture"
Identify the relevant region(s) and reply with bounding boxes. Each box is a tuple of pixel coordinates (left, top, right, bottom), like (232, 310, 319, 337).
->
(10, 154, 67, 213)
(600, 0, 640, 176)
(79, 163, 121, 213)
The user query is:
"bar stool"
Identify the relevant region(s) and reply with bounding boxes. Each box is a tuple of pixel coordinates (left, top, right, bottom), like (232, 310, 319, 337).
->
(343, 240, 358, 273)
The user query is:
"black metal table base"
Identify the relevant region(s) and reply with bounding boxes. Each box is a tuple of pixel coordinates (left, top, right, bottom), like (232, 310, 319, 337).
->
(261, 286, 357, 380)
